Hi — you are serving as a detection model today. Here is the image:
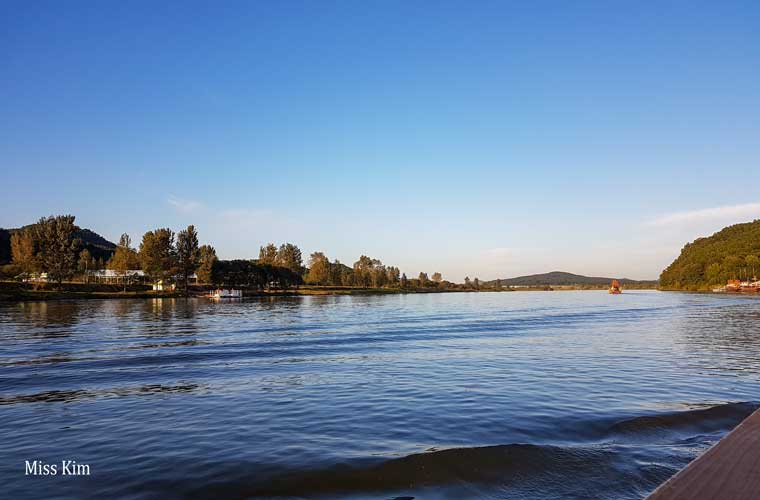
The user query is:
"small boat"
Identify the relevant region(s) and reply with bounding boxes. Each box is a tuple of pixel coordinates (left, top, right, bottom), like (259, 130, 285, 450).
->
(608, 280, 622, 294)
(209, 289, 243, 299)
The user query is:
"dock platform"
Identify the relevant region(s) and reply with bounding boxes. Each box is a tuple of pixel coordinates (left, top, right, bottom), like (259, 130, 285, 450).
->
(648, 408, 760, 499)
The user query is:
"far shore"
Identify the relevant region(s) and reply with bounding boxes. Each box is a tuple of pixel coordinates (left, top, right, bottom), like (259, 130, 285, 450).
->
(0, 281, 660, 302)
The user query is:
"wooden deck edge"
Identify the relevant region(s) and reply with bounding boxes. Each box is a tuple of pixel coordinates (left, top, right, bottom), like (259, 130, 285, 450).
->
(647, 408, 760, 500)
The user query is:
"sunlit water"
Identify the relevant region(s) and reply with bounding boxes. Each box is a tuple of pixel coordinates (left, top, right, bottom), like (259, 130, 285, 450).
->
(1, 291, 759, 499)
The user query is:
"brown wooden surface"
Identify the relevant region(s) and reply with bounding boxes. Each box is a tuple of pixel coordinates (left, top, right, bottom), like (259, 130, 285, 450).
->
(648, 408, 760, 500)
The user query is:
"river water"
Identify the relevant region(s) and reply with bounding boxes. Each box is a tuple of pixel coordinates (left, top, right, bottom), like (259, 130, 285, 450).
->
(1, 291, 759, 499)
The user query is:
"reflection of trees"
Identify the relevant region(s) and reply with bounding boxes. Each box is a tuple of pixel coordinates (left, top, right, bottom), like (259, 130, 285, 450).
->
(135, 298, 200, 336)
(13, 301, 84, 336)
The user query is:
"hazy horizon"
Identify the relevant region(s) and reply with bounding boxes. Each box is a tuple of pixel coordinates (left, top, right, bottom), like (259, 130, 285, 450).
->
(2, 2, 759, 281)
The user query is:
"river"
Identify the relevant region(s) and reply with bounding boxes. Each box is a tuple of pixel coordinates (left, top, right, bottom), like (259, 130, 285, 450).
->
(1, 291, 759, 499)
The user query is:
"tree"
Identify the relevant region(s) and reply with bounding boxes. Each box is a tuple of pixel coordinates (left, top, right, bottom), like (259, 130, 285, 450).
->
(746, 255, 760, 279)
(386, 266, 400, 286)
(705, 263, 722, 285)
(723, 255, 743, 280)
(464, 276, 472, 288)
(108, 233, 139, 291)
(32, 215, 80, 287)
(353, 255, 374, 287)
(495, 278, 502, 290)
(371, 261, 387, 287)
(307, 252, 330, 285)
(418, 272, 429, 287)
(431, 272, 442, 283)
(176, 225, 200, 295)
(329, 259, 344, 286)
(473, 277, 480, 290)
(10, 228, 38, 274)
(400, 273, 408, 288)
(276, 243, 303, 274)
(340, 266, 354, 286)
(259, 243, 278, 265)
(196, 245, 217, 284)
(139, 228, 177, 284)
(78, 249, 92, 274)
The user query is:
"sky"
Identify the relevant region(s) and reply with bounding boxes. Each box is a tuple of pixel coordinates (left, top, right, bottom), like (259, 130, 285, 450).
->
(1, 1, 758, 281)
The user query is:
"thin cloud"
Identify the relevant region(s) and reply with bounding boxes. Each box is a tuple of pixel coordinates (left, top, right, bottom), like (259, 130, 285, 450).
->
(167, 196, 203, 213)
(649, 202, 760, 226)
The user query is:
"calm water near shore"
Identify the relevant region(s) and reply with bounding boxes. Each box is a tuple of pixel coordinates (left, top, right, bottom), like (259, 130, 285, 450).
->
(2, 291, 759, 499)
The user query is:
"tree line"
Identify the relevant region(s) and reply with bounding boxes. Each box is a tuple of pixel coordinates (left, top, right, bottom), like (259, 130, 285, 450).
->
(2, 214, 490, 293)
(5, 215, 215, 293)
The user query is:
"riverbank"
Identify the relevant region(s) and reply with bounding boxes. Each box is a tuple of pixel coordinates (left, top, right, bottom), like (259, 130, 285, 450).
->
(0, 281, 483, 302)
(0, 281, 661, 302)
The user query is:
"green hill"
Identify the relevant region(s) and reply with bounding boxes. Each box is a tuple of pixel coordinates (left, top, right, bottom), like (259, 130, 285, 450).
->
(659, 219, 760, 290)
(488, 271, 656, 287)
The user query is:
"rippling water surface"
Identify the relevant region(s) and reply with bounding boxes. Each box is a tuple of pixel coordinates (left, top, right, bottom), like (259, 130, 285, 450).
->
(2, 291, 759, 499)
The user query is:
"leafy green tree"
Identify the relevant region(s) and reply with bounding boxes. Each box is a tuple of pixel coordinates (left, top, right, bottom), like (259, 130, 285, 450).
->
(139, 228, 177, 284)
(723, 255, 743, 279)
(746, 255, 760, 279)
(10, 228, 39, 274)
(259, 243, 278, 265)
(196, 245, 217, 284)
(353, 255, 374, 287)
(108, 233, 140, 291)
(329, 259, 344, 286)
(704, 263, 721, 285)
(418, 272, 429, 287)
(276, 243, 303, 274)
(32, 215, 80, 287)
(211, 259, 302, 290)
(176, 225, 200, 294)
(340, 266, 354, 286)
(78, 248, 92, 273)
(386, 266, 400, 286)
(371, 261, 387, 287)
(307, 252, 330, 285)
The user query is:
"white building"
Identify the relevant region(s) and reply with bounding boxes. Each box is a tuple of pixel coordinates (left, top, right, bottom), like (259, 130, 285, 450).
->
(87, 269, 146, 284)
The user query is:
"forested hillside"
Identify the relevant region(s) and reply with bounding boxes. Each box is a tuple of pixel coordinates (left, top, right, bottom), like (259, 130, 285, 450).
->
(660, 220, 760, 290)
(487, 271, 656, 287)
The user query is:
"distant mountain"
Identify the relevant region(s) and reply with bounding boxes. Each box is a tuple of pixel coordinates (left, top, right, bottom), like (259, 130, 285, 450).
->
(660, 219, 760, 290)
(0, 223, 117, 265)
(488, 271, 657, 287)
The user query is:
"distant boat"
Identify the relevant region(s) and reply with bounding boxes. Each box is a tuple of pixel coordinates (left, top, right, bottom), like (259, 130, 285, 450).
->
(209, 289, 242, 299)
(609, 280, 622, 294)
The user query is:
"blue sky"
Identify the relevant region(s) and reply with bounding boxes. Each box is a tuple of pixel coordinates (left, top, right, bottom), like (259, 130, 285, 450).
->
(1, 1, 758, 280)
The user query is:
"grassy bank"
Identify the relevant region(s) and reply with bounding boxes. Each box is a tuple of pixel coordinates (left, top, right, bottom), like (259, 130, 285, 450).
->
(0, 281, 661, 302)
(0, 281, 480, 302)
(0, 282, 182, 301)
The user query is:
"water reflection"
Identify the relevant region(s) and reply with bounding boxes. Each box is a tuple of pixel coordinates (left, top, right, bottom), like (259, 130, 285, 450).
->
(12, 300, 84, 333)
